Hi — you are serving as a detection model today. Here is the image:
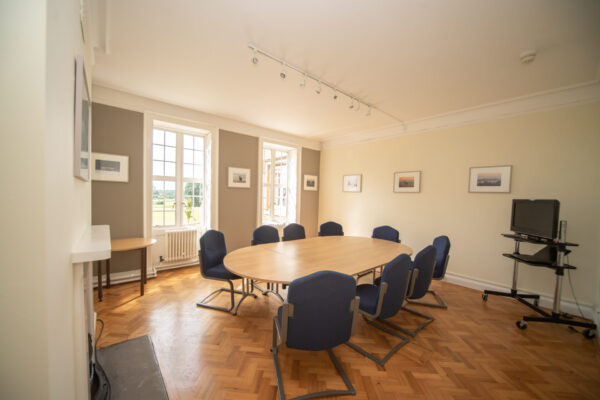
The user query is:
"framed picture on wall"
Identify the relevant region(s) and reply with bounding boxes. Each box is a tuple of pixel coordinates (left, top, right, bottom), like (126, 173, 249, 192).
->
(304, 175, 318, 191)
(73, 54, 91, 181)
(91, 153, 129, 182)
(393, 171, 421, 193)
(228, 167, 251, 188)
(343, 174, 362, 192)
(469, 165, 512, 193)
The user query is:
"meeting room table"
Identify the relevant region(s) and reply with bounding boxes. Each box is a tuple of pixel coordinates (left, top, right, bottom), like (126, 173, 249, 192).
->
(223, 235, 413, 314)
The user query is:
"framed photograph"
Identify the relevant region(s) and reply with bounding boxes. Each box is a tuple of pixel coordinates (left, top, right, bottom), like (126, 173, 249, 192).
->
(343, 174, 362, 192)
(91, 153, 129, 182)
(228, 167, 251, 188)
(393, 171, 421, 193)
(74, 54, 91, 181)
(469, 165, 512, 193)
(304, 175, 318, 191)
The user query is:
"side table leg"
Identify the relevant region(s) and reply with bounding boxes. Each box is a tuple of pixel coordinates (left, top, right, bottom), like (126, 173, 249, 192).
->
(140, 248, 146, 296)
(96, 261, 103, 302)
(106, 259, 111, 288)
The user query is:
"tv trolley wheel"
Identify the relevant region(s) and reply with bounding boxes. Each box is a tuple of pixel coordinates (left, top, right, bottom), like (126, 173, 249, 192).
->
(482, 293, 488, 301)
(582, 329, 596, 339)
(516, 320, 527, 330)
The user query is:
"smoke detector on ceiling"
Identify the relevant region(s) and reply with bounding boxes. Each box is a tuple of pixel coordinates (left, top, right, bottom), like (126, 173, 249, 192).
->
(520, 50, 537, 65)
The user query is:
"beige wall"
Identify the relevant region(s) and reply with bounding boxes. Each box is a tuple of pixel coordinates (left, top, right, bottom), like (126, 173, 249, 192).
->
(300, 148, 320, 237)
(1, 0, 93, 398)
(319, 101, 600, 307)
(92, 103, 144, 274)
(219, 130, 259, 251)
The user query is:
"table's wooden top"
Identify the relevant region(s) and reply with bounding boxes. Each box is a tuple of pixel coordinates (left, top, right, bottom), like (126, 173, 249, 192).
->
(111, 237, 157, 252)
(224, 236, 412, 284)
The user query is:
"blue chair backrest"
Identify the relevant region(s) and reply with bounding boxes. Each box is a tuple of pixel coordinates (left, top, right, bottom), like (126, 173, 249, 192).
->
(378, 254, 412, 319)
(285, 271, 356, 351)
(318, 221, 344, 237)
(199, 230, 226, 275)
(282, 223, 306, 241)
(408, 245, 437, 299)
(251, 225, 280, 245)
(432, 235, 450, 278)
(372, 225, 400, 243)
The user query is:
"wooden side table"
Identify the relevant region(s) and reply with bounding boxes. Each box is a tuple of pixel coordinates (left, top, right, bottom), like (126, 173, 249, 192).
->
(97, 238, 157, 299)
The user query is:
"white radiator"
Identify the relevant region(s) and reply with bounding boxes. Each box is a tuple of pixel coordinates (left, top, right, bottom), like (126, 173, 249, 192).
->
(165, 229, 198, 262)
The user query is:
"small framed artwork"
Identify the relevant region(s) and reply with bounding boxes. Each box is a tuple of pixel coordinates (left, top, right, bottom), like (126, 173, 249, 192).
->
(228, 167, 251, 188)
(304, 175, 318, 191)
(343, 174, 362, 192)
(469, 165, 512, 193)
(91, 153, 129, 182)
(393, 171, 421, 193)
(74, 54, 91, 181)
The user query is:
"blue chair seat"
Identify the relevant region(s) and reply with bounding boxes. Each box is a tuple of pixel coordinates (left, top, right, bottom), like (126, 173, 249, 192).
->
(356, 284, 380, 316)
(207, 263, 239, 280)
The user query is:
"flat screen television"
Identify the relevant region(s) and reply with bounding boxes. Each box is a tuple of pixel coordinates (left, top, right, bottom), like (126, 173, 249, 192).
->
(510, 199, 560, 240)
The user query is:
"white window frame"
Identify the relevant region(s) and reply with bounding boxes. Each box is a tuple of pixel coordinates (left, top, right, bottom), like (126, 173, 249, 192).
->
(143, 113, 219, 238)
(257, 138, 301, 228)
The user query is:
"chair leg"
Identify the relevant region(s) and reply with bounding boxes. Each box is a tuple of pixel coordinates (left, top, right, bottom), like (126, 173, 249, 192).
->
(196, 279, 244, 313)
(381, 307, 434, 337)
(272, 346, 356, 400)
(406, 289, 448, 309)
(346, 316, 410, 366)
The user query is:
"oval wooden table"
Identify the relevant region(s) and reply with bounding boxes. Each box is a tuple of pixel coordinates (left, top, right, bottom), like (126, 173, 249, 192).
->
(223, 236, 412, 314)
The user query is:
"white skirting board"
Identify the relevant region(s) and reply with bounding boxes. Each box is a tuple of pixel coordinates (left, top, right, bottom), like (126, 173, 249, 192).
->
(444, 272, 599, 323)
(93, 259, 198, 287)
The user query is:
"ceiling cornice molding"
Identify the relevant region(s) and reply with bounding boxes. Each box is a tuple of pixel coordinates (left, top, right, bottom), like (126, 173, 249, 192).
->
(91, 83, 322, 151)
(322, 80, 600, 149)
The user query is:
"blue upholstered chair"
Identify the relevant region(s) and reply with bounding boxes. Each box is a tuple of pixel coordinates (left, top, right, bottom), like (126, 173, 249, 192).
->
(251, 225, 284, 300)
(371, 225, 400, 243)
(407, 236, 450, 308)
(396, 245, 437, 336)
(272, 271, 359, 400)
(318, 221, 344, 237)
(196, 230, 254, 313)
(282, 223, 306, 242)
(251, 225, 280, 245)
(346, 253, 412, 366)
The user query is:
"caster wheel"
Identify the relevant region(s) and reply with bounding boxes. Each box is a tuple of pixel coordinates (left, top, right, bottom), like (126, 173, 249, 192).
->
(516, 320, 528, 330)
(533, 299, 539, 307)
(482, 293, 488, 301)
(583, 329, 596, 339)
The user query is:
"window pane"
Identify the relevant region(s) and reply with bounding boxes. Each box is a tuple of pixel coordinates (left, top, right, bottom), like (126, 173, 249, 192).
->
(165, 146, 176, 162)
(194, 165, 202, 179)
(194, 136, 203, 150)
(152, 212, 164, 227)
(183, 149, 193, 164)
(183, 134, 193, 149)
(153, 129, 164, 145)
(164, 211, 176, 226)
(152, 180, 165, 226)
(194, 151, 202, 164)
(165, 162, 176, 177)
(184, 182, 193, 196)
(194, 183, 201, 196)
(165, 131, 176, 147)
(153, 145, 164, 161)
(183, 164, 193, 178)
(153, 161, 164, 176)
(165, 181, 176, 192)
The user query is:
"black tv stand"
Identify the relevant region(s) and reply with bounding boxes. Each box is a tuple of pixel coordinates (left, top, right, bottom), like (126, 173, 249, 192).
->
(482, 226, 596, 339)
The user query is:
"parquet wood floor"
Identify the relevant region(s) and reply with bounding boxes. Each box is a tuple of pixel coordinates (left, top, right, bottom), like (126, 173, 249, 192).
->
(94, 266, 600, 399)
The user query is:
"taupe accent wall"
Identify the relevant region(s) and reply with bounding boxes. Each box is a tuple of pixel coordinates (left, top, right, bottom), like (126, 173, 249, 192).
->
(300, 148, 320, 237)
(92, 103, 144, 274)
(218, 130, 259, 251)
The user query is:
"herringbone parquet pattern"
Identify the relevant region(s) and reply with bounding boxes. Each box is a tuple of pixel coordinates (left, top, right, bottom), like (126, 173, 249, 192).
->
(94, 266, 600, 399)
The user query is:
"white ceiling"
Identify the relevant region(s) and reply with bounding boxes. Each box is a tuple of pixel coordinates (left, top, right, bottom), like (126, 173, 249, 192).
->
(91, 0, 600, 141)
